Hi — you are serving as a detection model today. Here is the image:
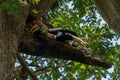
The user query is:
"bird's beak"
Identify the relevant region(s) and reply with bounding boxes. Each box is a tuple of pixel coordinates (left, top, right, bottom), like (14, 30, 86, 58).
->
(30, 24, 40, 33)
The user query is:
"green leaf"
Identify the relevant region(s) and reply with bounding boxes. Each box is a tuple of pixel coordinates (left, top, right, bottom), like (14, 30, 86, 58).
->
(79, 64, 86, 69)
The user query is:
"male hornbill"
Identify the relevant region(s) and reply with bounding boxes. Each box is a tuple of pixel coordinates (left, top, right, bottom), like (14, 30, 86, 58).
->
(26, 15, 87, 45)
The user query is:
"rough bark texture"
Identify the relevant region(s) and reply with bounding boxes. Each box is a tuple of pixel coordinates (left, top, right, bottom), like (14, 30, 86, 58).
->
(0, 10, 25, 79)
(19, 29, 112, 69)
(93, 0, 120, 36)
(0, 0, 54, 79)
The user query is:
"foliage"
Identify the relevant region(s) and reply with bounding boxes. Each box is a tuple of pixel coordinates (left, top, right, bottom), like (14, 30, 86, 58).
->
(13, 0, 120, 80)
(29, 0, 41, 5)
(72, 0, 93, 17)
(40, 2, 119, 79)
(0, 0, 23, 16)
(0, 0, 41, 16)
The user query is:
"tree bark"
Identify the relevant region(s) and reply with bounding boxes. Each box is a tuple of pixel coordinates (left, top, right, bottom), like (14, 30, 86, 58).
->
(0, 0, 55, 79)
(0, 10, 25, 80)
(19, 30, 112, 69)
(93, 0, 120, 36)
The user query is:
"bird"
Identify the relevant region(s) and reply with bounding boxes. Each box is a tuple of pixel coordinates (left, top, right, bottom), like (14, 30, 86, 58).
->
(26, 15, 87, 45)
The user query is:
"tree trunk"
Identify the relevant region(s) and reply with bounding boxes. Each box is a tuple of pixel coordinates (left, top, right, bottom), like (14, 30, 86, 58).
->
(93, 0, 120, 36)
(0, 0, 54, 79)
(0, 10, 25, 80)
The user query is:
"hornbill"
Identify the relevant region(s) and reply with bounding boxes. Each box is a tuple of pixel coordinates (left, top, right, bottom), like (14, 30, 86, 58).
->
(26, 15, 87, 45)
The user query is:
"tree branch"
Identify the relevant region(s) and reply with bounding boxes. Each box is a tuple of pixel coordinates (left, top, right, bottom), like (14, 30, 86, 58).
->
(34, 64, 64, 73)
(19, 29, 112, 69)
(28, 0, 55, 17)
(17, 53, 38, 80)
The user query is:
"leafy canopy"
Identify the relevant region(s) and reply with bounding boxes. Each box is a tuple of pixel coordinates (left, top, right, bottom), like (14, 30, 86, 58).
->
(8, 0, 120, 80)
